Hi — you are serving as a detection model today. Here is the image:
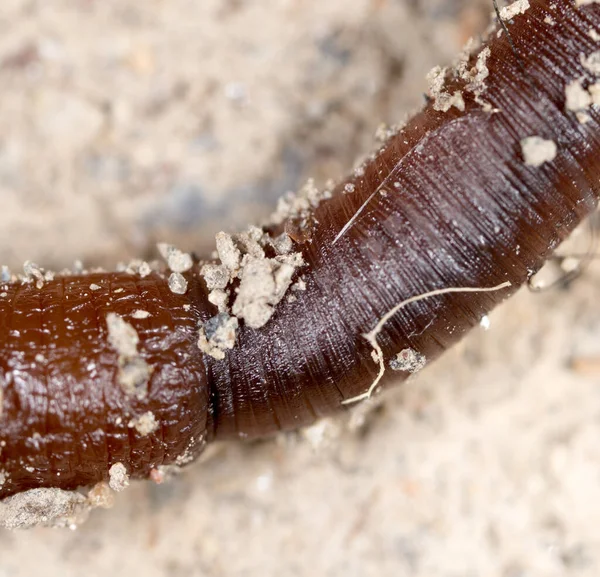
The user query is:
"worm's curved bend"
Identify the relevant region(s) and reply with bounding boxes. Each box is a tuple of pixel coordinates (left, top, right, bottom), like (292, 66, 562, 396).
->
(1, 0, 599, 501)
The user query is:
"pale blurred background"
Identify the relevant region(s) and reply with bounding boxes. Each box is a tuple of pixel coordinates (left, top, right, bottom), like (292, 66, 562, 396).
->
(2, 1, 600, 576)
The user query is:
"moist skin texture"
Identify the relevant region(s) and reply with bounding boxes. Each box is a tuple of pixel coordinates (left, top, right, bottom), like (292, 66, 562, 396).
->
(0, 0, 599, 501)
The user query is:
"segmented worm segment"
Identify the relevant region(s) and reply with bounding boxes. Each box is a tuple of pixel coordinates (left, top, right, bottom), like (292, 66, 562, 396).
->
(1, 0, 599, 500)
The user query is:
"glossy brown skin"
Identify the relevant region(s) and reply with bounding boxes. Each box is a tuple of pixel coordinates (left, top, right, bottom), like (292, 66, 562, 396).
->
(1, 0, 599, 499)
(0, 273, 211, 497)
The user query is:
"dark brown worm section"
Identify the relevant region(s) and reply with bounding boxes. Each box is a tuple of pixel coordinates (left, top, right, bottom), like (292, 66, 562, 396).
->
(1, 0, 599, 499)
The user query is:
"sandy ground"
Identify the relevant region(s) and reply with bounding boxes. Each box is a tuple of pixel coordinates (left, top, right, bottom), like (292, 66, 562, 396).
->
(1, 1, 600, 576)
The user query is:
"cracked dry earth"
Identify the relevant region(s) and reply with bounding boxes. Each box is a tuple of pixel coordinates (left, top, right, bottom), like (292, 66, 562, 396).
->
(1, 1, 600, 576)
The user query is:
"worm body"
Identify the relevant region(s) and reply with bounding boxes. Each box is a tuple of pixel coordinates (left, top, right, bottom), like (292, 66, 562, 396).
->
(0, 0, 599, 505)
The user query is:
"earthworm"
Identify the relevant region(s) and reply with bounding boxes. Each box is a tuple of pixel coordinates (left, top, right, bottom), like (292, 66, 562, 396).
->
(0, 0, 599, 526)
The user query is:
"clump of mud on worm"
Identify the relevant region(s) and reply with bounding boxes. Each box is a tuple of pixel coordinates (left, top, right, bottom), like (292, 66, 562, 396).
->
(0, 483, 115, 530)
(198, 224, 306, 359)
(106, 313, 153, 399)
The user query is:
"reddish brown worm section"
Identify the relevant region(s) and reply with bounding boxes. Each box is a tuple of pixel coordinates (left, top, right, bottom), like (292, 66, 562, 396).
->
(1, 0, 599, 500)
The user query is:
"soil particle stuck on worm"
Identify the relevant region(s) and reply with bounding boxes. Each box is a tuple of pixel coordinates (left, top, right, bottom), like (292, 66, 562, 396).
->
(157, 243, 193, 273)
(521, 136, 558, 167)
(106, 313, 152, 399)
(197, 313, 239, 360)
(389, 348, 427, 374)
(131, 309, 151, 319)
(199, 226, 305, 353)
(267, 178, 332, 226)
(108, 463, 130, 492)
(215, 232, 241, 272)
(22, 261, 45, 289)
(580, 51, 600, 75)
(128, 412, 159, 436)
(168, 272, 188, 295)
(565, 79, 593, 112)
(427, 66, 465, 112)
(499, 0, 530, 20)
(232, 253, 304, 329)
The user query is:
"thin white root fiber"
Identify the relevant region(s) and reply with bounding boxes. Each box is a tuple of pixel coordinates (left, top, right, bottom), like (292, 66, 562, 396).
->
(342, 281, 512, 405)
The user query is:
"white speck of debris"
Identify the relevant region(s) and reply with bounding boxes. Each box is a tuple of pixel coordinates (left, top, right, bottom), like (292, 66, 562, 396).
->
(128, 411, 159, 436)
(389, 348, 427, 373)
(462, 46, 496, 112)
(427, 66, 465, 112)
(106, 313, 139, 357)
(201, 263, 230, 290)
(576, 0, 600, 6)
(138, 261, 152, 277)
(23, 261, 45, 289)
(293, 278, 307, 291)
(168, 272, 188, 295)
(197, 313, 239, 360)
(108, 463, 130, 492)
(580, 51, 600, 76)
(131, 309, 151, 319)
(480, 315, 491, 330)
(344, 183, 356, 193)
(0, 266, 11, 283)
(215, 232, 241, 272)
(208, 288, 229, 312)
(521, 136, 557, 167)
(89, 283, 101, 291)
(472, 47, 491, 87)
(544, 15, 555, 25)
(267, 177, 332, 226)
(106, 313, 151, 399)
(118, 259, 151, 276)
(500, 0, 530, 20)
(565, 79, 592, 112)
(0, 470, 6, 489)
(34, 353, 45, 363)
(157, 243, 193, 273)
(589, 29, 600, 41)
